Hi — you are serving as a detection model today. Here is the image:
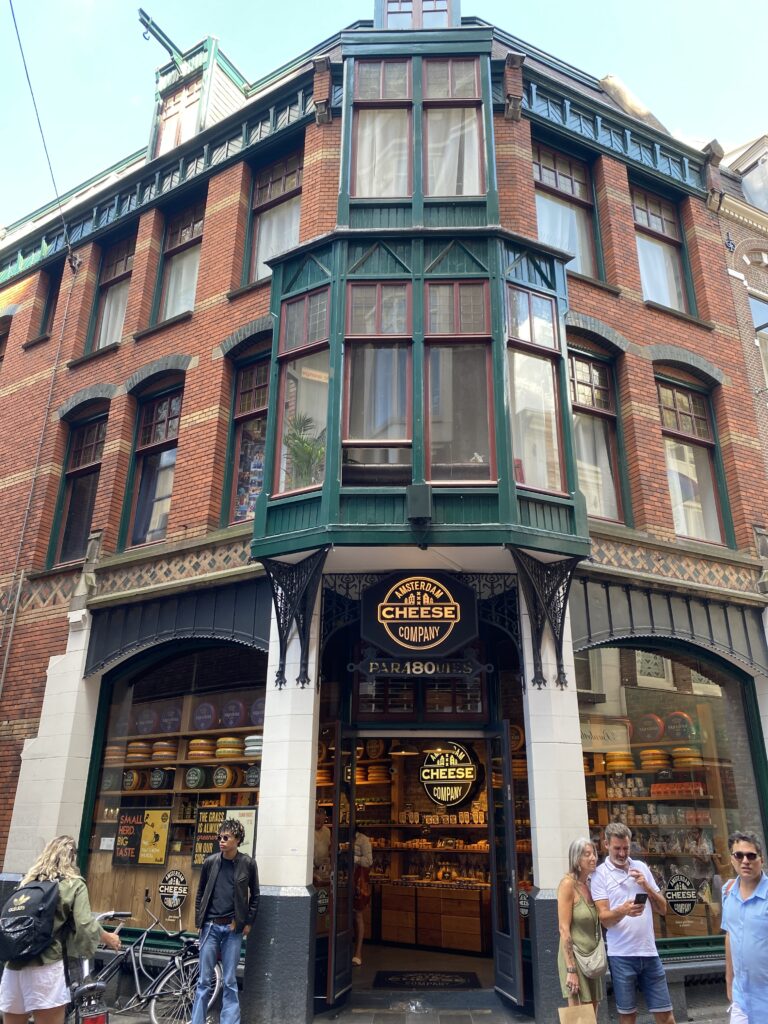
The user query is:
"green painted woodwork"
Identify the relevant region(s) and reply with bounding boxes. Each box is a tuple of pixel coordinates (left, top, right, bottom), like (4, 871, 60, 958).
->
(349, 205, 414, 230)
(264, 493, 323, 536)
(423, 238, 489, 274)
(339, 493, 407, 524)
(423, 203, 488, 228)
(347, 240, 413, 276)
(742, 676, 768, 830)
(518, 494, 575, 535)
(431, 491, 499, 525)
(502, 240, 558, 293)
(281, 247, 333, 295)
(78, 677, 113, 876)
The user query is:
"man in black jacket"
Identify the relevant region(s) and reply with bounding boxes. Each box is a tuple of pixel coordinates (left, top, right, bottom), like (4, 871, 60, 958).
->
(191, 818, 260, 1024)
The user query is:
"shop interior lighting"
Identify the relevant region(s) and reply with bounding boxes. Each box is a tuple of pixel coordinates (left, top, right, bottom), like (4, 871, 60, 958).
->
(390, 739, 420, 756)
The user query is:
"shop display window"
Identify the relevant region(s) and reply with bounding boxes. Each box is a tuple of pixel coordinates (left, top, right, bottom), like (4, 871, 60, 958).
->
(355, 674, 487, 721)
(87, 647, 266, 931)
(576, 647, 764, 940)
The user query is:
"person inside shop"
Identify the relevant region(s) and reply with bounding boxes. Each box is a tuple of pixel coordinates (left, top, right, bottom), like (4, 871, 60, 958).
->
(557, 837, 604, 1015)
(721, 830, 768, 1024)
(192, 819, 260, 1024)
(313, 803, 331, 885)
(591, 822, 675, 1024)
(352, 829, 373, 967)
(0, 835, 122, 1024)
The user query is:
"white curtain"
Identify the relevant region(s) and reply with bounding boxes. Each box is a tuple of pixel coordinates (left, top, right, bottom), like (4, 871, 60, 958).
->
(509, 350, 561, 490)
(162, 245, 200, 319)
(664, 439, 721, 542)
(254, 196, 301, 280)
(355, 109, 409, 197)
(96, 278, 129, 349)
(636, 235, 685, 310)
(573, 412, 619, 519)
(426, 107, 481, 196)
(536, 193, 595, 277)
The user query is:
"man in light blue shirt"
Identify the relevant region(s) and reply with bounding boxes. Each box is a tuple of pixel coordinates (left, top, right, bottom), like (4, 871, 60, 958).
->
(721, 830, 768, 1024)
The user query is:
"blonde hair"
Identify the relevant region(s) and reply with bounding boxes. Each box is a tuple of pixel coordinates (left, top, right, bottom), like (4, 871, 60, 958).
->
(21, 835, 80, 885)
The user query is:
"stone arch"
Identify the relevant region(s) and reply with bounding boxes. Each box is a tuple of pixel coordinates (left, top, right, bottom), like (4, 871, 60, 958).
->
(124, 354, 194, 395)
(58, 383, 118, 420)
(564, 312, 631, 354)
(217, 316, 273, 359)
(647, 344, 724, 386)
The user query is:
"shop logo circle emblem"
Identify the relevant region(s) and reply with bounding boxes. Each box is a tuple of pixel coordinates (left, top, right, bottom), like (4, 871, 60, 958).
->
(377, 575, 461, 651)
(665, 872, 697, 916)
(419, 741, 478, 807)
(158, 869, 188, 910)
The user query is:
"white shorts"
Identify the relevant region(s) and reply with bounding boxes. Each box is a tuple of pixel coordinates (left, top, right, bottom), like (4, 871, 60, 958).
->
(729, 1005, 749, 1024)
(0, 960, 70, 1012)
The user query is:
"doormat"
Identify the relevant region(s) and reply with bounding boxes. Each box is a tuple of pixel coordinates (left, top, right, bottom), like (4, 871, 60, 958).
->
(372, 970, 481, 990)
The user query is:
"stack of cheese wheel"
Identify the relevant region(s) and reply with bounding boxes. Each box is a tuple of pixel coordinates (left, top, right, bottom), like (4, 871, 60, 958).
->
(605, 750, 636, 773)
(316, 765, 333, 786)
(104, 744, 125, 764)
(213, 764, 244, 789)
(126, 740, 152, 762)
(671, 745, 704, 769)
(367, 763, 390, 783)
(355, 763, 367, 784)
(152, 739, 178, 761)
(638, 748, 671, 772)
(512, 755, 527, 780)
(188, 737, 216, 760)
(244, 734, 262, 759)
(216, 735, 245, 760)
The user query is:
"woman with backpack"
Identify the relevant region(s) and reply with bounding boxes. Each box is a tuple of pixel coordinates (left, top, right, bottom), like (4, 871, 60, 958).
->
(0, 835, 121, 1024)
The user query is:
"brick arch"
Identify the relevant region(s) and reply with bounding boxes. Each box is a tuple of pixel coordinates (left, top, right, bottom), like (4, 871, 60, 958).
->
(564, 312, 631, 353)
(647, 344, 724, 386)
(57, 383, 118, 420)
(217, 316, 273, 359)
(124, 354, 194, 395)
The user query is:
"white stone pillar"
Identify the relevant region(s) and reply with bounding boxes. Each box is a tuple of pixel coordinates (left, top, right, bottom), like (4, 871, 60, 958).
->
(3, 608, 100, 873)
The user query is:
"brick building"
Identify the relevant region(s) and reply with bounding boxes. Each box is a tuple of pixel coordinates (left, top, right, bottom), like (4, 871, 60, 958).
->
(0, 3, 766, 1022)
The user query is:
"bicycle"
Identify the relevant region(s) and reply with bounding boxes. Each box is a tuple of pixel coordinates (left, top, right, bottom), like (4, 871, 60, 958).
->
(70, 893, 222, 1024)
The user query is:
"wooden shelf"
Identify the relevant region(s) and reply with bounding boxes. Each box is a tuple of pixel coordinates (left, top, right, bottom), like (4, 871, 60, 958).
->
(372, 846, 490, 854)
(360, 823, 487, 830)
(178, 786, 258, 794)
(589, 795, 711, 803)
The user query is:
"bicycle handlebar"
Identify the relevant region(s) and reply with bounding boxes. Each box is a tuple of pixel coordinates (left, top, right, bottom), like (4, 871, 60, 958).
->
(94, 907, 186, 941)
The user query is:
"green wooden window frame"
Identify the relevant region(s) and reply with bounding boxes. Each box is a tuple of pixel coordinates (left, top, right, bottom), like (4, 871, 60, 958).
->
(86, 236, 135, 353)
(632, 185, 695, 315)
(48, 415, 107, 567)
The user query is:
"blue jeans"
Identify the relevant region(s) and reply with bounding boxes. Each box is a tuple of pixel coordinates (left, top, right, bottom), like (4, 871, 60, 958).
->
(192, 922, 243, 1024)
(608, 955, 672, 1015)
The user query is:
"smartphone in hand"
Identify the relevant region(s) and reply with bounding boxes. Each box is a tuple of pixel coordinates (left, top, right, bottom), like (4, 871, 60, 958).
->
(633, 892, 648, 904)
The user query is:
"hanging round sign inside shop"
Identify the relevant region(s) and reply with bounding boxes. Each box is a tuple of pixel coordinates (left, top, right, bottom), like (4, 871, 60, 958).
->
(665, 872, 697, 916)
(158, 869, 189, 911)
(518, 890, 530, 918)
(419, 741, 479, 807)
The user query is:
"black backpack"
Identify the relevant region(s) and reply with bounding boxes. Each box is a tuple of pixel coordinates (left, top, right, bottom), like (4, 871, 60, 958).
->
(0, 880, 59, 962)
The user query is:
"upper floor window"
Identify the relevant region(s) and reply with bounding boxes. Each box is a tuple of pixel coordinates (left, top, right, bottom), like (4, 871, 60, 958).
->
(156, 78, 202, 157)
(749, 293, 768, 385)
(56, 417, 107, 564)
(230, 358, 270, 523)
(130, 389, 183, 545)
(384, 0, 450, 29)
(632, 187, 687, 312)
(92, 237, 135, 350)
(533, 143, 596, 278)
(423, 59, 483, 197)
(276, 289, 331, 494)
(0, 324, 8, 375)
(39, 263, 63, 337)
(159, 202, 204, 321)
(251, 153, 303, 281)
(426, 281, 488, 335)
(569, 351, 621, 520)
(348, 282, 410, 336)
(657, 380, 721, 543)
(507, 286, 563, 492)
(353, 61, 411, 198)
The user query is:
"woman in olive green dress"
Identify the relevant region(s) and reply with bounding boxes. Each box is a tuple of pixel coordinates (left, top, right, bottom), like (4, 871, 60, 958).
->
(557, 837, 604, 1012)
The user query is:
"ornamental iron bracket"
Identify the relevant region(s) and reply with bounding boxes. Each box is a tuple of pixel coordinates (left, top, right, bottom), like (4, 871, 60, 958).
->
(261, 546, 330, 689)
(508, 548, 582, 690)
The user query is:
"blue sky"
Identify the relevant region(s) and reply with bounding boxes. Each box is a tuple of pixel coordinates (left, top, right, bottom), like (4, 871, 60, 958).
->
(1, 0, 767, 228)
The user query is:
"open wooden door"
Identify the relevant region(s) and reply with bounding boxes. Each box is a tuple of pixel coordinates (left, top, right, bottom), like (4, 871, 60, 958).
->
(326, 729, 356, 1003)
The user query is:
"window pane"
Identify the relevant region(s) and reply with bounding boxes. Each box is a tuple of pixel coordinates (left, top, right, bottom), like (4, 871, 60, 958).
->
(531, 295, 556, 348)
(573, 412, 620, 520)
(307, 292, 329, 343)
(452, 61, 477, 97)
(425, 61, 450, 98)
(508, 288, 530, 343)
(59, 470, 100, 562)
(459, 283, 486, 333)
(426, 108, 481, 196)
(161, 245, 200, 319)
(429, 344, 491, 481)
(535, 192, 596, 277)
(278, 350, 330, 491)
(350, 285, 377, 334)
(132, 448, 177, 545)
(253, 195, 301, 280)
(428, 285, 453, 334)
(95, 278, 130, 350)
(357, 63, 382, 100)
(748, 294, 768, 334)
(636, 234, 686, 311)
(232, 417, 266, 522)
(382, 62, 409, 99)
(664, 438, 721, 542)
(70, 420, 106, 469)
(509, 350, 562, 491)
(284, 301, 304, 350)
(238, 363, 269, 416)
(355, 109, 409, 197)
(381, 285, 407, 334)
(347, 344, 409, 440)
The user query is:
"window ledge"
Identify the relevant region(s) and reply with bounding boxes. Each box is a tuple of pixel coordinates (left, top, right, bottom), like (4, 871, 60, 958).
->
(567, 272, 622, 297)
(134, 310, 193, 342)
(643, 301, 715, 331)
(28, 559, 85, 582)
(227, 279, 269, 301)
(66, 342, 121, 370)
(22, 332, 51, 351)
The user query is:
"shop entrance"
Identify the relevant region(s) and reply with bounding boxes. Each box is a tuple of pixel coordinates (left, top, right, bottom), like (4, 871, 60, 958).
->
(315, 728, 525, 1007)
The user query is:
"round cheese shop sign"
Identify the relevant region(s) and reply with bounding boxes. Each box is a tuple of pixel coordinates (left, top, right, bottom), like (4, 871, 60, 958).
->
(158, 869, 189, 911)
(419, 741, 478, 807)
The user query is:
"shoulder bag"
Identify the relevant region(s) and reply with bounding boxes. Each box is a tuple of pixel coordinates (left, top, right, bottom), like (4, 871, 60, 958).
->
(572, 902, 607, 979)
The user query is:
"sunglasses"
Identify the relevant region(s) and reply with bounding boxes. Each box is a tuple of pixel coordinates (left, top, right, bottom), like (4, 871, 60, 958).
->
(732, 851, 759, 861)
(219, 834, 233, 841)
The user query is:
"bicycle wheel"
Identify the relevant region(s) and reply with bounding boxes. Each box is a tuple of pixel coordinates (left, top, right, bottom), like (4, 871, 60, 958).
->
(149, 956, 221, 1024)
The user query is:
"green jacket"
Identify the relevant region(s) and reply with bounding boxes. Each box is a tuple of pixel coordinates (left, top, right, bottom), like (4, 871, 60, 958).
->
(5, 876, 103, 970)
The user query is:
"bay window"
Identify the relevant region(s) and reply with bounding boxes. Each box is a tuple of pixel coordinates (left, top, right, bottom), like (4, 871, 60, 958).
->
(569, 352, 621, 520)
(57, 418, 107, 563)
(658, 380, 722, 543)
(384, 0, 450, 29)
(92, 237, 134, 350)
(507, 286, 563, 492)
(230, 359, 270, 522)
(533, 143, 596, 277)
(130, 389, 183, 545)
(276, 289, 330, 494)
(427, 343, 493, 481)
(159, 202, 204, 321)
(632, 187, 687, 312)
(353, 61, 411, 198)
(423, 59, 483, 197)
(250, 153, 302, 281)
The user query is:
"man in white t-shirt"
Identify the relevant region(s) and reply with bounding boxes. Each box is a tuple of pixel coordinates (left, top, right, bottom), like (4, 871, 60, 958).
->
(591, 822, 675, 1024)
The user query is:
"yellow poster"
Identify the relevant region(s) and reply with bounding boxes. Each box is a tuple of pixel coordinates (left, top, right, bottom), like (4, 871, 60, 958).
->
(139, 808, 171, 865)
